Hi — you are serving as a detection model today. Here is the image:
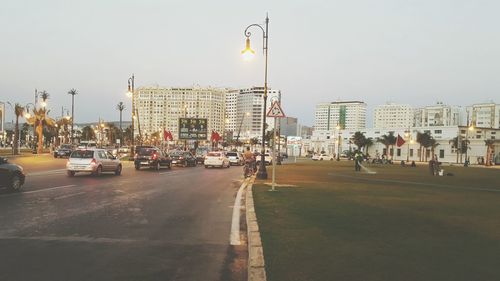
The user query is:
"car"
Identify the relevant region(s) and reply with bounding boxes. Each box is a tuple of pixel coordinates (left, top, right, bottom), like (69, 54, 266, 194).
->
(118, 146, 130, 156)
(256, 153, 273, 165)
(66, 148, 122, 177)
(54, 144, 74, 158)
(195, 149, 209, 164)
(204, 151, 231, 168)
(134, 146, 172, 170)
(312, 153, 334, 161)
(226, 151, 244, 166)
(170, 151, 197, 167)
(0, 157, 25, 191)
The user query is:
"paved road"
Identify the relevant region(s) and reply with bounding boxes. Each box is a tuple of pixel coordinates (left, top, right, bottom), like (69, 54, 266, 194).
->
(0, 155, 247, 281)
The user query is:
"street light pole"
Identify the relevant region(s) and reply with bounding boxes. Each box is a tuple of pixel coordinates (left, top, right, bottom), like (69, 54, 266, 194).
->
(127, 75, 135, 157)
(336, 124, 341, 161)
(242, 14, 269, 179)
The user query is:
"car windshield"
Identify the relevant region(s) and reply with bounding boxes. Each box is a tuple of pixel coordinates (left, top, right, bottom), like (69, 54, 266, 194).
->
(71, 150, 94, 158)
(207, 152, 222, 157)
(226, 152, 237, 157)
(138, 148, 156, 155)
(60, 144, 72, 149)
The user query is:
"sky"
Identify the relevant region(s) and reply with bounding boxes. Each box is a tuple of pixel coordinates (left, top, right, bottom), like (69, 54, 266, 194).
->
(1, 0, 499, 127)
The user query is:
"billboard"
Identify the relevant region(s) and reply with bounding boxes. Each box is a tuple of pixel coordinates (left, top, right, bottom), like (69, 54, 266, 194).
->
(178, 118, 208, 140)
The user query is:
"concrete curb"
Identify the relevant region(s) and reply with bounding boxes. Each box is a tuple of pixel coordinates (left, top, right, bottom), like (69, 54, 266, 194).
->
(246, 176, 267, 281)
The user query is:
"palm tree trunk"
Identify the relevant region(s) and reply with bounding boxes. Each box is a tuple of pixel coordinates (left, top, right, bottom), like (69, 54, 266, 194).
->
(14, 116, 20, 155)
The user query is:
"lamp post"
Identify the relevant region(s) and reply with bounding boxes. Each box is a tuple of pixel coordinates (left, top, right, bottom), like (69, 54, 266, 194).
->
(242, 14, 270, 179)
(405, 131, 411, 162)
(127, 75, 135, 157)
(336, 124, 341, 161)
(67, 89, 78, 143)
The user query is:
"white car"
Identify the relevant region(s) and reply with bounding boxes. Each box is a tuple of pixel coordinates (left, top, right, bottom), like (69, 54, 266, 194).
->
(66, 148, 122, 177)
(204, 151, 230, 168)
(312, 153, 334, 161)
(256, 153, 273, 166)
(226, 152, 244, 165)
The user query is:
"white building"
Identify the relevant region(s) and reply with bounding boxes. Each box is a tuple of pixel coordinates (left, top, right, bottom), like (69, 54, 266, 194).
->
(0, 102, 5, 145)
(374, 103, 413, 129)
(225, 89, 238, 132)
(314, 101, 366, 131)
(414, 102, 463, 127)
(134, 86, 226, 141)
(234, 87, 281, 140)
(468, 103, 500, 129)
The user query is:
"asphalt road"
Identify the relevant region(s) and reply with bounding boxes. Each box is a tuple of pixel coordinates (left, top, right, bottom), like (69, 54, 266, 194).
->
(0, 155, 247, 281)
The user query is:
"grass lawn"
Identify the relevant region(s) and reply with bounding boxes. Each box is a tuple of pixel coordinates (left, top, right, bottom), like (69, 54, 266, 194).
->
(253, 160, 500, 281)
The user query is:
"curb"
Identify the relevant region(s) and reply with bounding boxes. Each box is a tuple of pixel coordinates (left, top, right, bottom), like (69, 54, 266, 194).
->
(245, 176, 267, 281)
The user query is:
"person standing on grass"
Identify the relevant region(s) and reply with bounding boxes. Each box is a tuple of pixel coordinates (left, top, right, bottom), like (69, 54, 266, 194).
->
(429, 155, 437, 175)
(354, 150, 363, 171)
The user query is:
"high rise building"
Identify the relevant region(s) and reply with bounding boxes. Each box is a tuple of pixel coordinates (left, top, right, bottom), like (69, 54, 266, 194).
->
(468, 102, 500, 128)
(314, 101, 366, 131)
(235, 87, 280, 140)
(134, 86, 226, 141)
(225, 89, 238, 132)
(279, 117, 299, 136)
(413, 102, 463, 127)
(374, 103, 413, 129)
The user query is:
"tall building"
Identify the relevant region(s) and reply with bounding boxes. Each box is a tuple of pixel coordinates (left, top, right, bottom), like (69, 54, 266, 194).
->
(413, 102, 463, 127)
(374, 103, 413, 129)
(468, 102, 500, 129)
(134, 86, 226, 141)
(235, 87, 281, 140)
(279, 117, 299, 136)
(314, 101, 366, 131)
(225, 89, 238, 132)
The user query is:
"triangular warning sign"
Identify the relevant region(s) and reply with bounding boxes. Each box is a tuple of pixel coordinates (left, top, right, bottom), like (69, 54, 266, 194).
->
(267, 101, 286, 118)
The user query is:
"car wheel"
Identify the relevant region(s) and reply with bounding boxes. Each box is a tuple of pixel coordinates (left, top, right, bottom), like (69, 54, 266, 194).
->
(319, 158, 323, 161)
(10, 174, 23, 191)
(155, 162, 161, 171)
(67, 170, 75, 177)
(115, 165, 122, 176)
(135, 164, 140, 170)
(54, 154, 58, 158)
(94, 165, 102, 177)
(205, 165, 209, 168)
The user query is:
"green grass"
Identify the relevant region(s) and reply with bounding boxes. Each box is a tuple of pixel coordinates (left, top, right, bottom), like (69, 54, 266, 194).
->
(253, 160, 500, 281)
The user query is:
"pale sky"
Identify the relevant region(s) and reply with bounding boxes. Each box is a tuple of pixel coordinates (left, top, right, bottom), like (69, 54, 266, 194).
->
(1, 0, 499, 127)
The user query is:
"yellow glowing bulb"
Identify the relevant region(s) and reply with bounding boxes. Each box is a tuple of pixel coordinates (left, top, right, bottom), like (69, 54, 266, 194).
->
(241, 38, 255, 61)
(24, 113, 31, 119)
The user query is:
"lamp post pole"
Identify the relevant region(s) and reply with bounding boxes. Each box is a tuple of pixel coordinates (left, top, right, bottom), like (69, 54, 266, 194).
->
(336, 125, 341, 161)
(127, 75, 135, 158)
(242, 15, 269, 179)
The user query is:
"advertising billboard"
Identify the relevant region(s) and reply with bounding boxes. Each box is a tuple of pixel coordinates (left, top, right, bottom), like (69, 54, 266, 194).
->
(178, 118, 208, 140)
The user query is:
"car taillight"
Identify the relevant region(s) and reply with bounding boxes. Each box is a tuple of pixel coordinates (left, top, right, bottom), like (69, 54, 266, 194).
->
(179, 157, 184, 160)
(134, 153, 138, 159)
(152, 153, 157, 160)
(90, 158, 97, 165)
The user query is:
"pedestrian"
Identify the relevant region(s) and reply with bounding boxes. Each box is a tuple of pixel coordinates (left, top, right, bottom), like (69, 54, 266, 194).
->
(354, 150, 363, 171)
(429, 157, 435, 175)
(433, 154, 440, 176)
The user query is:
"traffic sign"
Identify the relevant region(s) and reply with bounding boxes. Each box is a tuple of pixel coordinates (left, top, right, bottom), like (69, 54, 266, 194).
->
(267, 101, 285, 118)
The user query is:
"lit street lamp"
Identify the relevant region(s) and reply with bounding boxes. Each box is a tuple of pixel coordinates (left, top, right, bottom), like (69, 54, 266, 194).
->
(127, 75, 135, 157)
(242, 14, 270, 179)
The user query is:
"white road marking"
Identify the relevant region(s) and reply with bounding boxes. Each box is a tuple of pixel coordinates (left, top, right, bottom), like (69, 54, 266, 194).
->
(23, 185, 77, 194)
(53, 191, 86, 200)
(27, 169, 67, 176)
(230, 180, 247, 245)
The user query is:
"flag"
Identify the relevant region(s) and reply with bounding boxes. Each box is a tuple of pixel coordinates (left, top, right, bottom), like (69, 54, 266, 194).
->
(211, 131, 221, 142)
(164, 129, 173, 141)
(396, 134, 406, 147)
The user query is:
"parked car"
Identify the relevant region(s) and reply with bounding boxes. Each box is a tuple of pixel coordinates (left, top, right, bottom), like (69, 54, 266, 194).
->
(256, 153, 273, 166)
(66, 148, 122, 177)
(54, 144, 74, 158)
(226, 151, 244, 166)
(170, 151, 197, 167)
(0, 157, 25, 191)
(204, 151, 231, 168)
(134, 146, 172, 170)
(312, 153, 334, 161)
(195, 149, 209, 164)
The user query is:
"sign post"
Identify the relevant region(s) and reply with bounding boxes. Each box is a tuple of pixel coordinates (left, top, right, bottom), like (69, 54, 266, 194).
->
(267, 101, 285, 191)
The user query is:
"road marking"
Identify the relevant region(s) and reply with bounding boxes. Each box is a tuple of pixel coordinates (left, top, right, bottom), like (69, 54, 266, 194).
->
(23, 185, 77, 194)
(53, 191, 86, 200)
(230, 180, 247, 245)
(27, 169, 67, 176)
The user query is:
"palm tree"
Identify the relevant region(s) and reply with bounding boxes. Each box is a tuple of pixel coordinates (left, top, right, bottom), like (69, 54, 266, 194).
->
(67, 89, 78, 142)
(9, 103, 24, 155)
(25, 107, 55, 154)
(449, 137, 461, 163)
(351, 131, 366, 151)
(364, 137, 374, 156)
(484, 139, 495, 166)
(116, 102, 125, 144)
(81, 126, 96, 141)
(377, 132, 396, 159)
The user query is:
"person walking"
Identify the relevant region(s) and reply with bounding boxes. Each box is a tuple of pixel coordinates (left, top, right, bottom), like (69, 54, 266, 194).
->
(354, 150, 363, 171)
(429, 155, 436, 175)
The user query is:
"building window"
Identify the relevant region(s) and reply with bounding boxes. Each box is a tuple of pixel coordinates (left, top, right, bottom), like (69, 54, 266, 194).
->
(439, 149, 444, 158)
(397, 149, 401, 157)
(410, 149, 414, 157)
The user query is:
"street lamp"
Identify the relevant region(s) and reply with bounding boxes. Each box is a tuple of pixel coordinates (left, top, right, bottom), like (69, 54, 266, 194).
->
(242, 14, 270, 179)
(336, 124, 341, 161)
(404, 131, 411, 162)
(464, 124, 474, 166)
(127, 75, 135, 157)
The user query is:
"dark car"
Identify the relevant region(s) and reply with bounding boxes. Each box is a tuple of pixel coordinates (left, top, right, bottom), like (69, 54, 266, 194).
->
(0, 157, 25, 191)
(54, 144, 74, 158)
(134, 146, 172, 170)
(170, 151, 197, 167)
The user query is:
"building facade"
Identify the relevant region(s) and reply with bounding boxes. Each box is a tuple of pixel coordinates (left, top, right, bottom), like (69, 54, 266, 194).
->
(374, 103, 413, 129)
(134, 86, 226, 142)
(413, 102, 463, 127)
(314, 101, 367, 131)
(468, 103, 500, 129)
(0, 102, 4, 146)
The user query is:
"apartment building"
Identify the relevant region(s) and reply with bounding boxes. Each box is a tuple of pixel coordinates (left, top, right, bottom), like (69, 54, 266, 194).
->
(414, 102, 463, 127)
(374, 103, 413, 129)
(468, 103, 500, 129)
(314, 101, 367, 131)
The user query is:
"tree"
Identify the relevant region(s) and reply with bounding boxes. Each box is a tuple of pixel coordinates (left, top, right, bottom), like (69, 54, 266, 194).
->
(81, 126, 96, 141)
(449, 137, 461, 163)
(484, 139, 495, 166)
(25, 107, 55, 154)
(67, 88, 78, 142)
(250, 137, 259, 151)
(11, 103, 24, 155)
(351, 131, 367, 151)
(364, 137, 374, 156)
(377, 132, 396, 158)
(416, 131, 435, 161)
